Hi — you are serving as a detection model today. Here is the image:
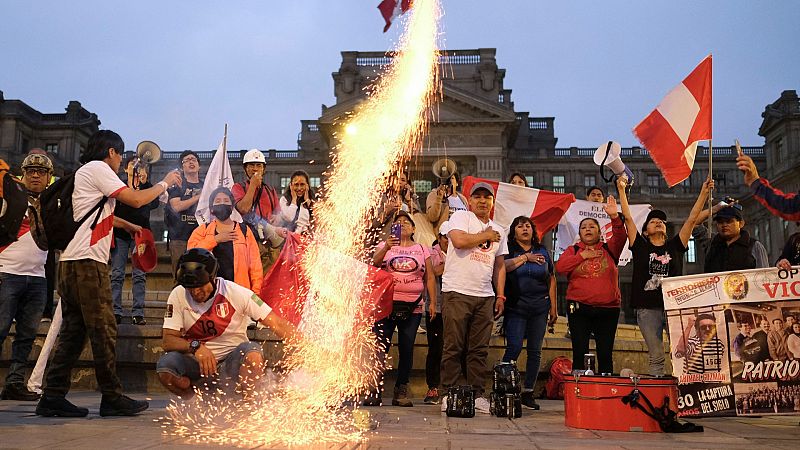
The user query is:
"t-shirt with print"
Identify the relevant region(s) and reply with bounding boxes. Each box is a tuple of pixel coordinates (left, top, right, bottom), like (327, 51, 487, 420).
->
(447, 194, 467, 216)
(61, 160, 127, 264)
(166, 180, 203, 241)
(162, 278, 272, 361)
(0, 206, 47, 277)
(629, 233, 687, 309)
(377, 242, 430, 314)
(442, 210, 508, 297)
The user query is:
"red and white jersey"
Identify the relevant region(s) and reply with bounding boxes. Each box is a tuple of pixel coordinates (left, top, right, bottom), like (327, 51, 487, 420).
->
(61, 161, 127, 263)
(0, 206, 47, 277)
(163, 278, 273, 361)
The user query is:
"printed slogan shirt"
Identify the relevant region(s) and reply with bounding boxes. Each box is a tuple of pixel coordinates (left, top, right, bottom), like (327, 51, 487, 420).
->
(442, 210, 508, 297)
(163, 277, 272, 361)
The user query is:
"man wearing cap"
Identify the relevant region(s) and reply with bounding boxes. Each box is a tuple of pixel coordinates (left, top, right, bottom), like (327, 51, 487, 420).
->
(439, 182, 507, 415)
(167, 150, 204, 271)
(0, 153, 55, 401)
(110, 155, 160, 325)
(156, 248, 296, 398)
(693, 202, 769, 273)
(617, 176, 713, 376)
(232, 149, 287, 276)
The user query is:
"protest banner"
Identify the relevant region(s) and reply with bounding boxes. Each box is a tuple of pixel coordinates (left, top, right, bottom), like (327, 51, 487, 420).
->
(663, 267, 800, 417)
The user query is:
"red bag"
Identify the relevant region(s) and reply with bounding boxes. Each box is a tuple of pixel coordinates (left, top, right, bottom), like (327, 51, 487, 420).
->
(545, 356, 572, 399)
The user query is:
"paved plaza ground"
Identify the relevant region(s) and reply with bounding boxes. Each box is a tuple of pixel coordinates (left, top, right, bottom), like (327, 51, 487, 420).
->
(0, 392, 798, 449)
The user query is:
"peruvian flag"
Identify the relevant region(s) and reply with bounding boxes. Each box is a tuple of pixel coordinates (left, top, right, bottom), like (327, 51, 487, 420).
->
(633, 55, 712, 187)
(260, 233, 395, 326)
(461, 176, 575, 239)
(378, 0, 413, 32)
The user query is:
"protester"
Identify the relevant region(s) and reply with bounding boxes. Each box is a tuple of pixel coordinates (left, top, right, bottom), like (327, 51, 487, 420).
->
(156, 249, 296, 397)
(188, 187, 262, 292)
(36, 130, 180, 417)
(166, 150, 203, 271)
(617, 176, 713, 376)
(508, 173, 528, 187)
(373, 171, 421, 243)
(776, 231, 800, 270)
(24, 149, 57, 323)
(585, 186, 605, 203)
(439, 182, 507, 415)
(423, 221, 448, 405)
(111, 157, 160, 325)
(502, 216, 557, 410)
(555, 195, 626, 374)
(737, 153, 800, 221)
(0, 153, 54, 401)
(787, 322, 800, 360)
(693, 203, 769, 272)
(675, 313, 725, 375)
(278, 170, 314, 234)
(768, 318, 788, 361)
(426, 172, 469, 236)
(232, 149, 286, 276)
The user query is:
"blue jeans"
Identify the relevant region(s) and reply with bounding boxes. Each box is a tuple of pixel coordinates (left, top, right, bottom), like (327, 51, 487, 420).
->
(111, 236, 146, 317)
(156, 341, 263, 392)
(374, 313, 423, 386)
(0, 273, 47, 385)
(636, 308, 666, 376)
(502, 304, 549, 389)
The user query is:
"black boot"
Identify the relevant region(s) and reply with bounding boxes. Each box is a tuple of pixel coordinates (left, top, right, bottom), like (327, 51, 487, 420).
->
(392, 384, 413, 407)
(521, 391, 540, 410)
(35, 396, 89, 417)
(99, 395, 149, 416)
(1, 383, 41, 401)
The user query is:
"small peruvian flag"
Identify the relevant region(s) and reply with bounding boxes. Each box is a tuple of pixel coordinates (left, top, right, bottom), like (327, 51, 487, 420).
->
(378, 0, 413, 32)
(461, 176, 575, 239)
(633, 55, 712, 187)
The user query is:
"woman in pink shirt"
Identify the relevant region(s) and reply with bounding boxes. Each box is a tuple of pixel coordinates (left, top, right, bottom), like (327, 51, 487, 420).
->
(365, 211, 436, 407)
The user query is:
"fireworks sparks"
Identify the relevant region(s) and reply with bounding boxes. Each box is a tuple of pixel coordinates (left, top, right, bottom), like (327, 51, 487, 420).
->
(165, 0, 441, 446)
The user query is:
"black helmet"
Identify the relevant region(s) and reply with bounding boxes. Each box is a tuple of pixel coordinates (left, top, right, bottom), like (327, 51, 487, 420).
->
(176, 248, 218, 288)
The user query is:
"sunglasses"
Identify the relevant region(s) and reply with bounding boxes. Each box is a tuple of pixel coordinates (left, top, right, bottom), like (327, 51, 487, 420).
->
(699, 325, 716, 331)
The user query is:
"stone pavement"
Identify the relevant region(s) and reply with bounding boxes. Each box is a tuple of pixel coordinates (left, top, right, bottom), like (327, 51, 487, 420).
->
(0, 392, 798, 449)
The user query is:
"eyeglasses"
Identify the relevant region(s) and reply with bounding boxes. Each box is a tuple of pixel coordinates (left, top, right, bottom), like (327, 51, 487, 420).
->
(24, 168, 49, 176)
(699, 325, 716, 331)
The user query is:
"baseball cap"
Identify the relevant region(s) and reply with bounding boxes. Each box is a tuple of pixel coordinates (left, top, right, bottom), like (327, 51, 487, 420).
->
(713, 206, 743, 221)
(642, 209, 668, 234)
(469, 182, 495, 196)
(132, 229, 157, 272)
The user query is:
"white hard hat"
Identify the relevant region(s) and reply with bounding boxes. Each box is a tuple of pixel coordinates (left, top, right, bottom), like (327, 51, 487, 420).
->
(243, 149, 266, 165)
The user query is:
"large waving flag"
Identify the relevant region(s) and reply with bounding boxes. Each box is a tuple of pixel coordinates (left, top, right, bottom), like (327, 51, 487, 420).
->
(378, 0, 412, 32)
(633, 55, 712, 187)
(260, 233, 395, 326)
(461, 176, 575, 239)
(195, 136, 242, 225)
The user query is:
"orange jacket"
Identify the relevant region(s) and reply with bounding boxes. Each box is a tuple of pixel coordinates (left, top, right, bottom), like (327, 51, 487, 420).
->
(187, 221, 263, 292)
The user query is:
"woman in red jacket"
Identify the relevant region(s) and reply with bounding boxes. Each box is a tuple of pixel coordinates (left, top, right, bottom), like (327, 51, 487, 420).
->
(555, 195, 627, 374)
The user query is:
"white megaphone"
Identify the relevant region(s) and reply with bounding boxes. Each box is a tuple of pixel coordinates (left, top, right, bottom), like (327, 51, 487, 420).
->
(593, 141, 634, 185)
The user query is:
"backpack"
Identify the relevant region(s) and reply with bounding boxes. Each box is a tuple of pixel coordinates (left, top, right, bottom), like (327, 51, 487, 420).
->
(30, 172, 107, 251)
(0, 160, 29, 248)
(544, 356, 573, 400)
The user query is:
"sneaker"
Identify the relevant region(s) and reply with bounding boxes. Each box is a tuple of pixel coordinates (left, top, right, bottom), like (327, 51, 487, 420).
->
(423, 387, 439, 404)
(1, 383, 41, 401)
(99, 394, 149, 416)
(392, 384, 413, 407)
(114, 314, 123, 325)
(131, 316, 147, 325)
(35, 396, 89, 417)
(474, 397, 491, 414)
(440, 395, 448, 413)
(521, 391, 540, 410)
(417, 325, 426, 334)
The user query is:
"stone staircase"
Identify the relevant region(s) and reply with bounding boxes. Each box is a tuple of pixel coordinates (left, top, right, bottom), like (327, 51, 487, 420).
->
(1, 243, 669, 395)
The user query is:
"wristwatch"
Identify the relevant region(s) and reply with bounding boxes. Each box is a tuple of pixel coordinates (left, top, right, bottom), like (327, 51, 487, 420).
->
(189, 340, 201, 354)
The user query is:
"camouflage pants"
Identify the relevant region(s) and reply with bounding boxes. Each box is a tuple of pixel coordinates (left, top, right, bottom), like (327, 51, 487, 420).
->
(43, 260, 123, 398)
(257, 239, 281, 277)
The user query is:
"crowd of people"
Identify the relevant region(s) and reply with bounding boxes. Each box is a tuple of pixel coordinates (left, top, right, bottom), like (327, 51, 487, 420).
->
(1, 128, 799, 418)
(736, 385, 800, 414)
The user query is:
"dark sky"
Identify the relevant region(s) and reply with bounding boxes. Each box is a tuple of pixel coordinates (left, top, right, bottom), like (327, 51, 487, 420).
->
(2, 1, 797, 152)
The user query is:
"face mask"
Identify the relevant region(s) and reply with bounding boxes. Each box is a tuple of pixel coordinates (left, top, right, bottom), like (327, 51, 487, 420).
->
(211, 204, 233, 221)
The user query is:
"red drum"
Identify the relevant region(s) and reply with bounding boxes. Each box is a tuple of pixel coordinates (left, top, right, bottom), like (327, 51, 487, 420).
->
(564, 375, 679, 432)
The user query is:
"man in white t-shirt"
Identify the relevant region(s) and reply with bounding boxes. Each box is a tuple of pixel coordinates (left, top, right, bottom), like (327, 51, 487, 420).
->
(439, 182, 508, 414)
(0, 153, 54, 401)
(157, 248, 296, 398)
(36, 130, 182, 418)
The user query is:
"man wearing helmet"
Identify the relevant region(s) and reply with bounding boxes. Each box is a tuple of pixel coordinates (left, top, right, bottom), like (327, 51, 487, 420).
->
(156, 248, 296, 397)
(231, 149, 287, 275)
(0, 152, 54, 401)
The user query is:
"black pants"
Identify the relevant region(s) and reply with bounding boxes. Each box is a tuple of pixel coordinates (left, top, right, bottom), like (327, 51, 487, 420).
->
(42, 250, 56, 319)
(425, 313, 443, 389)
(567, 300, 619, 374)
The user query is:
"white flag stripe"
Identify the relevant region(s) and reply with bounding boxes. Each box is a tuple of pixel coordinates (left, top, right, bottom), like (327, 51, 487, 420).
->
(494, 182, 540, 231)
(683, 141, 699, 170)
(195, 137, 242, 225)
(656, 82, 700, 146)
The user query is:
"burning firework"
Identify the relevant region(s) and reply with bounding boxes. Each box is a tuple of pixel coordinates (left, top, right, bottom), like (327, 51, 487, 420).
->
(165, 0, 441, 446)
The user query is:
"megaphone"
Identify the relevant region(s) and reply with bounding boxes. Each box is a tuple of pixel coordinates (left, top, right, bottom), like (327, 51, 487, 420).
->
(431, 158, 457, 180)
(593, 141, 634, 185)
(135, 140, 162, 165)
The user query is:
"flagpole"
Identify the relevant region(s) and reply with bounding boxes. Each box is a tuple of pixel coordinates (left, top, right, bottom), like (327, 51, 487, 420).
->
(221, 123, 228, 187)
(707, 139, 713, 231)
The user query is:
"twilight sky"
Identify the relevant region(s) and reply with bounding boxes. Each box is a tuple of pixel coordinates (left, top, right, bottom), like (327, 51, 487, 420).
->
(2, 1, 797, 152)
